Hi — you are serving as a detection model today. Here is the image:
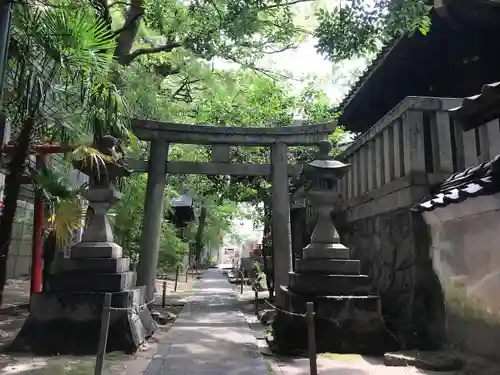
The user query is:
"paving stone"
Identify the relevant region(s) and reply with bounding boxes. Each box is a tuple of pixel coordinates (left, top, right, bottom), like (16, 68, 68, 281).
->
(143, 269, 269, 375)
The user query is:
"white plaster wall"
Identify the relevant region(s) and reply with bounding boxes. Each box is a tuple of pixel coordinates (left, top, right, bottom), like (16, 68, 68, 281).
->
(425, 203, 500, 359)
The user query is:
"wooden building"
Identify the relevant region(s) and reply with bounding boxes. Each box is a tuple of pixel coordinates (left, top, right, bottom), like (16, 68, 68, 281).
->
(337, 0, 500, 133)
(328, 0, 500, 352)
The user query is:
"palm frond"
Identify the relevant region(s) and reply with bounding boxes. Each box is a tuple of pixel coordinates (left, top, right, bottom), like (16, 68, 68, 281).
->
(31, 165, 81, 200)
(71, 145, 112, 177)
(6, 4, 127, 143)
(48, 197, 86, 249)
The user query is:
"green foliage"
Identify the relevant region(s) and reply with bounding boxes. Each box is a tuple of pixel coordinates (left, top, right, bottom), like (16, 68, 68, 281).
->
(157, 220, 189, 273)
(3, 0, 363, 276)
(6, 3, 128, 142)
(315, 0, 433, 61)
(193, 71, 296, 127)
(112, 175, 149, 263)
(0, 3, 134, 266)
(136, 0, 301, 62)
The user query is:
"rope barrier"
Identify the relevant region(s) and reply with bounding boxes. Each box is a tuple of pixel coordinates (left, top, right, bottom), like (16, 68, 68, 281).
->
(263, 299, 306, 318)
(245, 279, 305, 317)
(228, 271, 316, 375)
(94, 293, 168, 375)
(256, 293, 317, 375)
(106, 297, 156, 311)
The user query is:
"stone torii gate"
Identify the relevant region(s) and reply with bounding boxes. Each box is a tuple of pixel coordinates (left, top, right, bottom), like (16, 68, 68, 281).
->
(129, 119, 335, 303)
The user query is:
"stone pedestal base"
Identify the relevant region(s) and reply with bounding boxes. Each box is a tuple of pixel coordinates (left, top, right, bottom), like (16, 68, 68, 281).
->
(46, 271, 136, 292)
(288, 271, 370, 295)
(8, 287, 156, 355)
(269, 286, 399, 355)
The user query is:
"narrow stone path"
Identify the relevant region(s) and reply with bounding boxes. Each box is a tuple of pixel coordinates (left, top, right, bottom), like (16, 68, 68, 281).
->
(143, 268, 270, 375)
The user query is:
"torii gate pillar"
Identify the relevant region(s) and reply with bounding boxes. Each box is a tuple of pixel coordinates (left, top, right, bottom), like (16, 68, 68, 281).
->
(136, 139, 169, 302)
(271, 142, 292, 306)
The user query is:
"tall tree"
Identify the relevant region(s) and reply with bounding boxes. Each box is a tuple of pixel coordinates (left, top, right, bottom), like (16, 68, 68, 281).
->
(0, 5, 127, 304)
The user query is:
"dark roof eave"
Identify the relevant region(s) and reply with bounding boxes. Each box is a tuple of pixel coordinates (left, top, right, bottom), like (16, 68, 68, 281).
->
(334, 37, 405, 116)
(449, 81, 500, 131)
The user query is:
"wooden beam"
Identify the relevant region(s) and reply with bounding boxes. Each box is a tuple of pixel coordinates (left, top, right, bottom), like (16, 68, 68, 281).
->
(125, 159, 302, 177)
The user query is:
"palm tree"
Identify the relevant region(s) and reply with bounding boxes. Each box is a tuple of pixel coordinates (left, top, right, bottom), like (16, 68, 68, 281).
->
(0, 3, 129, 304)
(31, 163, 87, 290)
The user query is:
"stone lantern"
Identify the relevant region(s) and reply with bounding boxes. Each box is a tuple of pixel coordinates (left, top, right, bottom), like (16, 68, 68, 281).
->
(269, 140, 398, 355)
(299, 140, 349, 263)
(15, 136, 155, 355)
(70, 145, 131, 260)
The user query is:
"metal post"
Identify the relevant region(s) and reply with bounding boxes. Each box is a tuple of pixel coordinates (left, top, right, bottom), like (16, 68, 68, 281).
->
(185, 265, 188, 283)
(94, 293, 112, 375)
(174, 265, 179, 292)
(240, 270, 243, 295)
(162, 280, 166, 308)
(254, 287, 259, 315)
(0, 1, 12, 187)
(0, 0, 12, 99)
(306, 302, 317, 375)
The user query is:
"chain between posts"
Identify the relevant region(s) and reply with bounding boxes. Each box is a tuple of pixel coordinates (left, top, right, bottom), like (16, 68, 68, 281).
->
(94, 295, 157, 375)
(105, 297, 156, 311)
(263, 299, 307, 318)
(253, 292, 317, 375)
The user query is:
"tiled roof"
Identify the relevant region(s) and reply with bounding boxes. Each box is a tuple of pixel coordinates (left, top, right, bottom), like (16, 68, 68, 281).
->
(449, 81, 500, 131)
(335, 38, 403, 114)
(413, 155, 500, 213)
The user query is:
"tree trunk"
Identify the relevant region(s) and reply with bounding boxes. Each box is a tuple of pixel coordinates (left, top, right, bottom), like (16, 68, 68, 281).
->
(194, 205, 207, 263)
(0, 118, 35, 305)
(113, 0, 144, 64)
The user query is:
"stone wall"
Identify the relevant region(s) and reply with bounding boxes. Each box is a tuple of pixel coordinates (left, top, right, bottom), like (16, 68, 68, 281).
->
(338, 207, 446, 350)
(425, 207, 500, 360)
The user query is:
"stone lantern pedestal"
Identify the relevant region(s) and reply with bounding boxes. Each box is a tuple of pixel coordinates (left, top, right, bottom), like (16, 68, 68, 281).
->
(11, 152, 156, 355)
(269, 141, 398, 355)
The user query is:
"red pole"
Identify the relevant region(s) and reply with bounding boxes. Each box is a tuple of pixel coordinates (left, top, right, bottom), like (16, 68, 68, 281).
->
(30, 156, 45, 294)
(30, 196, 44, 294)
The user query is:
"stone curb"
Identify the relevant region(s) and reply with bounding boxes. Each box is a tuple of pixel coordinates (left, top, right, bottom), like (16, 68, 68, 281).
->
(384, 351, 463, 371)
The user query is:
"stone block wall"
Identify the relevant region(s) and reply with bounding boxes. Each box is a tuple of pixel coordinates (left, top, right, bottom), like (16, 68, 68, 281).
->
(338, 207, 446, 350)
